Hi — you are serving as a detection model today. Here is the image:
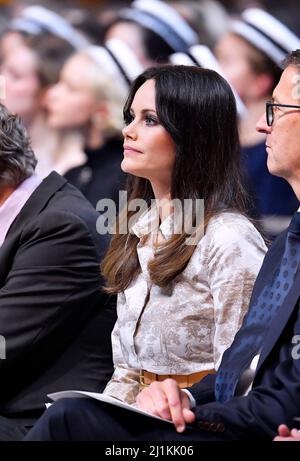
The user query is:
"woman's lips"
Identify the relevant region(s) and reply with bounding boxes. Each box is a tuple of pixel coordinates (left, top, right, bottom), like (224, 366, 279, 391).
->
(123, 146, 142, 154)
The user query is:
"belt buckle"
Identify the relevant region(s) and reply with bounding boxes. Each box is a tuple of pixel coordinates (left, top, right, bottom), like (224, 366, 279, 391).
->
(139, 370, 148, 389)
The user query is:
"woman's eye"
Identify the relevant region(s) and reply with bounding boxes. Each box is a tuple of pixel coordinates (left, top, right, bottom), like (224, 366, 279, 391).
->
(145, 116, 158, 126)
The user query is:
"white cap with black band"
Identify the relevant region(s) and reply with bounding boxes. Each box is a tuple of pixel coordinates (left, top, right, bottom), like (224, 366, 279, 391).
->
(85, 39, 144, 94)
(230, 8, 300, 67)
(120, 0, 199, 53)
(10, 5, 90, 50)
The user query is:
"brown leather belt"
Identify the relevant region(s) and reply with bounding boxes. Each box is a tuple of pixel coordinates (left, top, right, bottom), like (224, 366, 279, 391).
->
(139, 369, 215, 390)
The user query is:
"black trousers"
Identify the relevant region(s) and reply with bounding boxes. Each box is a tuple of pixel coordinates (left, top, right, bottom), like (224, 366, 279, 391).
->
(23, 398, 232, 441)
(0, 415, 36, 441)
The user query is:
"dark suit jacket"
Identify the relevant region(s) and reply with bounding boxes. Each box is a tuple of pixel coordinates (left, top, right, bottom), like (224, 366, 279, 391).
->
(189, 229, 300, 440)
(0, 172, 116, 422)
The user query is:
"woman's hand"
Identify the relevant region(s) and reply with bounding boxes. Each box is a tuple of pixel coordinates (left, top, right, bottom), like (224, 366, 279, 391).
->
(136, 378, 196, 432)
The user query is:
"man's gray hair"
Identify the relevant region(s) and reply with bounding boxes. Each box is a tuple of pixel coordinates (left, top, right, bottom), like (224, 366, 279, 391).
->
(283, 49, 300, 71)
(0, 103, 37, 187)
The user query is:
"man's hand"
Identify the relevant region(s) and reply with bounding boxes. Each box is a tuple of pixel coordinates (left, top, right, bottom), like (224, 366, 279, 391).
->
(136, 378, 196, 432)
(273, 424, 300, 441)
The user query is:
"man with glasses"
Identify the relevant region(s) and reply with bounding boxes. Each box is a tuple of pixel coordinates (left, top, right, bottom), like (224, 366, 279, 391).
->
(25, 50, 300, 441)
(266, 101, 300, 127)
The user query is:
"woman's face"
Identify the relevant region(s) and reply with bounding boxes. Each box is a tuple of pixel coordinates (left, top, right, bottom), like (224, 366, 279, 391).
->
(122, 79, 176, 187)
(0, 44, 41, 123)
(46, 54, 99, 129)
(215, 32, 259, 102)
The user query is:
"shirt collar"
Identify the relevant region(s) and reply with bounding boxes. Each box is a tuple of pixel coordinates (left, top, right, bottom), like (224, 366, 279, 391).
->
(131, 205, 174, 241)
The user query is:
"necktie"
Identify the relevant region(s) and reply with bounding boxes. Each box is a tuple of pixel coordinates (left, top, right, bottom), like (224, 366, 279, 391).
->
(215, 211, 300, 403)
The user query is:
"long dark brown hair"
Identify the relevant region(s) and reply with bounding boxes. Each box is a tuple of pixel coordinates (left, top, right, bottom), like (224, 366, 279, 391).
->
(102, 65, 249, 292)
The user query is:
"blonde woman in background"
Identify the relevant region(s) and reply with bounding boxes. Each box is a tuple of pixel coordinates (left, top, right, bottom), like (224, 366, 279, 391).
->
(46, 39, 144, 208)
(0, 6, 91, 177)
(0, 32, 86, 178)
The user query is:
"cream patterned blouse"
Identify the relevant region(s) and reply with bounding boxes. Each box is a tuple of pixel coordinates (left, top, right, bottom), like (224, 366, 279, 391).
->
(103, 209, 267, 404)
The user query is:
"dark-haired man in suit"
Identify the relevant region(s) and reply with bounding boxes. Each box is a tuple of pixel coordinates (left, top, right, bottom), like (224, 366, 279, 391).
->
(0, 103, 116, 440)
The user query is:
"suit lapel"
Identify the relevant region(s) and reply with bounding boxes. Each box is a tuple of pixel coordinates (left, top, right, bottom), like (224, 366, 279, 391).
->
(6, 172, 67, 237)
(0, 172, 67, 286)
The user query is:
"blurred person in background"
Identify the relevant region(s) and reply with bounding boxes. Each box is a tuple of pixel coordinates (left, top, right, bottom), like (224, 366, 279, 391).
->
(0, 33, 86, 177)
(170, 43, 247, 119)
(169, 0, 228, 50)
(104, 0, 199, 67)
(61, 5, 106, 45)
(215, 3, 300, 238)
(47, 39, 143, 208)
(0, 4, 90, 62)
(0, 5, 92, 177)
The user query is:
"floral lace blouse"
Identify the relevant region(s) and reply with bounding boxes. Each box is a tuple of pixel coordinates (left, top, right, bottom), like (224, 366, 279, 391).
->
(103, 209, 267, 404)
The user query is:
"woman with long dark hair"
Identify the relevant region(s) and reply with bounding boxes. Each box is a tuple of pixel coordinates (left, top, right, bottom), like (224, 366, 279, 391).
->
(23, 64, 267, 441)
(100, 65, 266, 404)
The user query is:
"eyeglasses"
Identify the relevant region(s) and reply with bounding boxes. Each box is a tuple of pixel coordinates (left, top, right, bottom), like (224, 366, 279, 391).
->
(266, 101, 300, 126)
